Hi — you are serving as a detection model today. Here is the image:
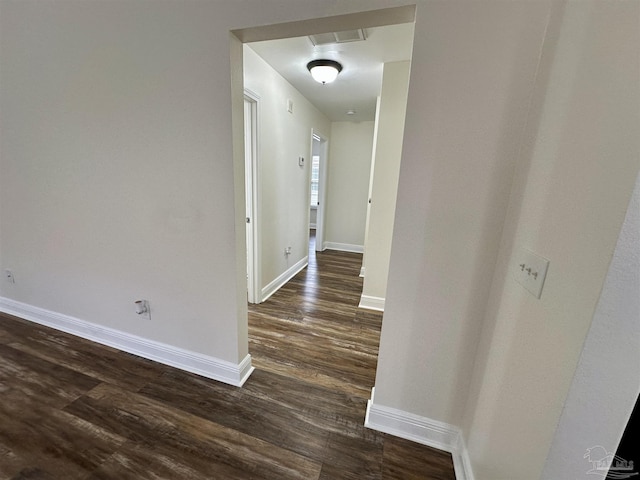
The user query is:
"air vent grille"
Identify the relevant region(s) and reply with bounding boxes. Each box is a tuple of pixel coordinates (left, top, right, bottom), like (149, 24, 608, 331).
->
(309, 29, 366, 46)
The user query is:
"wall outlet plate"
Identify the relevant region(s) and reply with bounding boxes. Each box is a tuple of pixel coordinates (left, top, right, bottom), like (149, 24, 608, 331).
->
(5, 269, 15, 284)
(135, 299, 151, 319)
(515, 248, 549, 299)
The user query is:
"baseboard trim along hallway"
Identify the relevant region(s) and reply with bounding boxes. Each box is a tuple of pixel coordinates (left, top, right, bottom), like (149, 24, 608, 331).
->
(0, 296, 254, 387)
(323, 242, 364, 253)
(358, 294, 385, 312)
(365, 388, 475, 480)
(261, 256, 308, 302)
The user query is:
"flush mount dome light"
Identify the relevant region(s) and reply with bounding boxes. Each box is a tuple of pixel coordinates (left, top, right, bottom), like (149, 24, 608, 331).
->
(307, 59, 343, 84)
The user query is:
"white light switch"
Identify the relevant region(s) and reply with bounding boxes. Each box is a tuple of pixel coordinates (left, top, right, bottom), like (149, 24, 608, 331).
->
(515, 248, 549, 299)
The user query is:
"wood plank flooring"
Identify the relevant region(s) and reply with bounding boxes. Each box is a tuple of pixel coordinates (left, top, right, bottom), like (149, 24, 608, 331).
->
(0, 236, 456, 479)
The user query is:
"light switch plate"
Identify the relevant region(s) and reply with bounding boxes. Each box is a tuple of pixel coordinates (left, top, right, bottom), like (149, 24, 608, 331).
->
(515, 248, 549, 299)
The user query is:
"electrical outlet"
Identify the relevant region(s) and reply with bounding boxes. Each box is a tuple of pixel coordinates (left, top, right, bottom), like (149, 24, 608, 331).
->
(515, 248, 549, 299)
(135, 300, 151, 319)
(284, 246, 292, 256)
(5, 269, 15, 284)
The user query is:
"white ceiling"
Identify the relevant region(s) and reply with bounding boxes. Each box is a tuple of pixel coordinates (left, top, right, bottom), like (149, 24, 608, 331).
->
(247, 22, 415, 123)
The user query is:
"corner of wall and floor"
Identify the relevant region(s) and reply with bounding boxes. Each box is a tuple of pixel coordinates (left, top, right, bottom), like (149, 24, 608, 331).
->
(0, 297, 255, 388)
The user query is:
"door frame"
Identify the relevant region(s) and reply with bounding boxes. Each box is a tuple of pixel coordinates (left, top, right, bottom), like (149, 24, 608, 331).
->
(244, 89, 260, 303)
(312, 131, 329, 252)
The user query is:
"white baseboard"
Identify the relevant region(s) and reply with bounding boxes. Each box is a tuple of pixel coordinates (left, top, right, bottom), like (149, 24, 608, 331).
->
(457, 437, 475, 480)
(365, 388, 474, 480)
(359, 267, 365, 278)
(261, 255, 308, 302)
(358, 294, 385, 311)
(323, 242, 364, 254)
(0, 297, 255, 387)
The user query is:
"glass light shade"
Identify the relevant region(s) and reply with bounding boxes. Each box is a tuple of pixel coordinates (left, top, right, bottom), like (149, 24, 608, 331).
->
(307, 60, 342, 85)
(310, 65, 339, 84)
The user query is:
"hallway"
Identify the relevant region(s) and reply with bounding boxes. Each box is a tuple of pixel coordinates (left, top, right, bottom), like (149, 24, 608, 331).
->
(247, 235, 457, 478)
(248, 232, 381, 397)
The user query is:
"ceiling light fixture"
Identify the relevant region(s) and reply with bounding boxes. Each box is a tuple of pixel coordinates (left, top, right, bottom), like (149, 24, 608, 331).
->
(307, 59, 343, 85)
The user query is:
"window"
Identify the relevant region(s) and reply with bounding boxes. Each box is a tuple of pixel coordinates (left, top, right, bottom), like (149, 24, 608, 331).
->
(310, 155, 320, 207)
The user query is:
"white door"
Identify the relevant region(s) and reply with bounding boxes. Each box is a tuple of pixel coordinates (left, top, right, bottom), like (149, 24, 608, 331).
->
(313, 133, 329, 252)
(244, 95, 258, 303)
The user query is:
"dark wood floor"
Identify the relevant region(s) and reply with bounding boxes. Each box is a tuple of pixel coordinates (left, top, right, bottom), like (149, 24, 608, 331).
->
(0, 235, 456, 479)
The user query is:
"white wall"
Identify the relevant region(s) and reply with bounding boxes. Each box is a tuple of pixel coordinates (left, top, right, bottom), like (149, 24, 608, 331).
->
(309, 208, 317, 229)
(243, 46, 330, 294)
(542, 171, 640, 479)
(324, 121, 374, 249)
(360, 61, 410, 304)
(463, 2, 640, 479)
(373, 0, 553, 424)
(0, 0, 247, 363)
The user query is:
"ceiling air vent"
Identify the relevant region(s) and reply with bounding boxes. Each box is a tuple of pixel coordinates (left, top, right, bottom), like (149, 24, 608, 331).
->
(309, 29, 367, 46)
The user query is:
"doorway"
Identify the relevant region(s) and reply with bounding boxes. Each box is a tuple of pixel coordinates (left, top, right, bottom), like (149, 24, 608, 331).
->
(234, 6, 415, 310)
